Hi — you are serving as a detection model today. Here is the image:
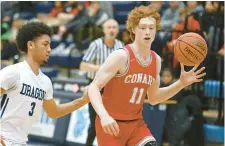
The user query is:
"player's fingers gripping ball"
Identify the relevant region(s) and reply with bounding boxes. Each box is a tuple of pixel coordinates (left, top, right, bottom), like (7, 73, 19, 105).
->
(174, 32, 208, 66)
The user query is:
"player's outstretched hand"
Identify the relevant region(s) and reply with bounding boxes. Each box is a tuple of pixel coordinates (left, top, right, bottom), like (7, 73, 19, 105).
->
(179, 63, 206, 87)
(100, 115, 120, 137)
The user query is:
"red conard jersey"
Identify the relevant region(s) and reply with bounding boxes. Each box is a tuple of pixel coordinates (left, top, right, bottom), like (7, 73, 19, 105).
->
(102, 45, 157, 120)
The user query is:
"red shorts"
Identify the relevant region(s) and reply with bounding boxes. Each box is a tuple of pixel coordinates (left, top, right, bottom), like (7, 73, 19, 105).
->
(95, 117, 156, 146)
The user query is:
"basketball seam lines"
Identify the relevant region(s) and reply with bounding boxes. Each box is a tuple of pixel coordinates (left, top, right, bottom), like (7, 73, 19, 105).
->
(178, 35, 207, 44)
(177, 39, 205, 57)
(178, 41, 195, 64)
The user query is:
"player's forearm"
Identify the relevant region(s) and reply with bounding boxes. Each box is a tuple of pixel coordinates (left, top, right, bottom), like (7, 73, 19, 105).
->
(54, 97, 89, 118)
(149, 80, 185, 105)
(80, 62, 100, 72)
(88, 84, 109, 118)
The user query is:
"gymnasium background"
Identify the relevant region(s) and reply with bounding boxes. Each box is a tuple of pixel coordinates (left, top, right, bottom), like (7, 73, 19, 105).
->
(1, 1, 224, 146)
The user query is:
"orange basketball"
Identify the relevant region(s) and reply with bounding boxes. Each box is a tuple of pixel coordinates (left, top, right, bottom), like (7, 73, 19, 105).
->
(174, 32, 208, 66)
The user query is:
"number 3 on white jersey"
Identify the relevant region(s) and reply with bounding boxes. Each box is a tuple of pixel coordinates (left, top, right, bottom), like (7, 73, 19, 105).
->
(129, 87, 144, 104)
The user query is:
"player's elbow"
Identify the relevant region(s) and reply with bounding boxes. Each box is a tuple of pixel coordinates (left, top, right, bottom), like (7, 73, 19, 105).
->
(89, 82, 103, 92)
(148, 97, 159, 105)
(148, 100, 159, 105)
(47, 112, 58, 119)
(45, 109, 59, 119)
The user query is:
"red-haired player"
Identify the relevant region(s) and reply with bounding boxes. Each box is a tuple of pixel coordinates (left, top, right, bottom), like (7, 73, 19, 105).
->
(88, 5, 206, 146)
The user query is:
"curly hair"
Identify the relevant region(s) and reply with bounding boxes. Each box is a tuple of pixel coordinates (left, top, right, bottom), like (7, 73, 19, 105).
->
(126, 5, 161, 41)
(16, 21, 52, 53)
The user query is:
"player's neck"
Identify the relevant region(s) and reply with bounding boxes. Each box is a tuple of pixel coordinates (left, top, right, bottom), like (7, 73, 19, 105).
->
(104, 37, 114, 48)
(25, 57, 40, 76)
(132, 41, 151, 58)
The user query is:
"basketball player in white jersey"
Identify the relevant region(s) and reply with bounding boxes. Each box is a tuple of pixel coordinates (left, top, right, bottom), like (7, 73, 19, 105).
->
(0, 22, 89, 146)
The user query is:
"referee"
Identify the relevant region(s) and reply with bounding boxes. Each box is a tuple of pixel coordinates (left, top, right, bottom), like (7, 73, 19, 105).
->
(80, 19, 124, 146)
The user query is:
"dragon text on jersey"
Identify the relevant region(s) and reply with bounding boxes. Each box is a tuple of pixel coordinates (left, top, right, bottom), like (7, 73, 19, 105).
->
(124, 73, 155, 86)
(20, 83, 46, 101)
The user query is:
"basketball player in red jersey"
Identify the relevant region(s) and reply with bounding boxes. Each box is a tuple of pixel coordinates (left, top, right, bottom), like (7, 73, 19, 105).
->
(88, 5, 206, 146)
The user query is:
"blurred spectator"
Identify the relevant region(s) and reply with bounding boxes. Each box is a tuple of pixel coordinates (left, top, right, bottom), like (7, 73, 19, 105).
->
(1, 15, 24, 60)
(49, 1, 64, 17)
(100, 1, 113, 18)
(56, 2, 89, 50)
(186, 1, 204, 13)
(159, 1, 184, 46)
(56, 1, 80, 25)
(165, 94, 205, 146)
(165, 8, 200, 77)
(216, 44, 224, 78)
(151, 33, 164, 57)
(1, 41, 19, 60)
(160, 1, 184, 32)
(55, 2, 109, 50)
(203, 1, 224, 52)
(149, 2, 166, 57)
(38, 2, 83, 27)
(167, 8, 201, 52)
(1, 22, 11, 41)
(88, 1, 109, 40)
(201, 1, 224, 79)
(37, 2, 62, 26)
(64, 1, 78, 14)
(120, 30, 132, 45)
(63, 2, 88, 31)
(185, 2, 204, 27)
(160, 69, 204, 146)
(1, 1, 14, 22)
(205, 1, 224, 13)
(9, 18, 25, 43)
(161, 68, 176, 87)
(160, 67, 181, 100)
(151, 1, 164, 16)
(14, 1, 36, 14)
(12, 1, 36, 21)
(218, 44, 224, 56)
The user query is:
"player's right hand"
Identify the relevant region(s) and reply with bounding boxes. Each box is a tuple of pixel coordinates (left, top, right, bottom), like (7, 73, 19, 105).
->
(100, 115, 120, 137)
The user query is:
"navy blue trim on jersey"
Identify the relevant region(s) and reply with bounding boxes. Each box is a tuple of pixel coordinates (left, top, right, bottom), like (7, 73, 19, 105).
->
(1, 94, 9, 118)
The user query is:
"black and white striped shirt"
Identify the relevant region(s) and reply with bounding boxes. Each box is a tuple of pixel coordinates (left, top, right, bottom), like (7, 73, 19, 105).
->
(82, 37, 124, 80)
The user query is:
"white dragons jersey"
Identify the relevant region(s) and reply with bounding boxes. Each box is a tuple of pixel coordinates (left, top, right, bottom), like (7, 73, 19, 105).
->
(0, 60, 53, 143)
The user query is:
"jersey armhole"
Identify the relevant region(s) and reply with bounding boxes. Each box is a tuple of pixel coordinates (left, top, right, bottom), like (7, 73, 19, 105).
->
(115, 48, 130, 77)
(155, 53, 161, 76)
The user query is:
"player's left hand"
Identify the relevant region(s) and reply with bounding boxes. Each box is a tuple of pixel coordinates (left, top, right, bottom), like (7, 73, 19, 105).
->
(179, 63, 206, 87)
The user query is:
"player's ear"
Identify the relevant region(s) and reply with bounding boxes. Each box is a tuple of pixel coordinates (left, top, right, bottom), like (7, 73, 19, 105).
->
(27, 41, 34, 51)
(132, 28, 135, 34)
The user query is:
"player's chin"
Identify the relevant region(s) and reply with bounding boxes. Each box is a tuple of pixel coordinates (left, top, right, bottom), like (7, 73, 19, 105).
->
(42, 59, 48, 65)
(143, 40, 151, 45)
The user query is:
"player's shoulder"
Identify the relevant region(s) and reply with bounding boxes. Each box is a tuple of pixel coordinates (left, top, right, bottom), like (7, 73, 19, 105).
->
(105, 48, 128, 67)
(40, 71, 52, 85)
(151, 51, 161, 62)
(1, 62, 24, 72)
(111, 48, 128, 58)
